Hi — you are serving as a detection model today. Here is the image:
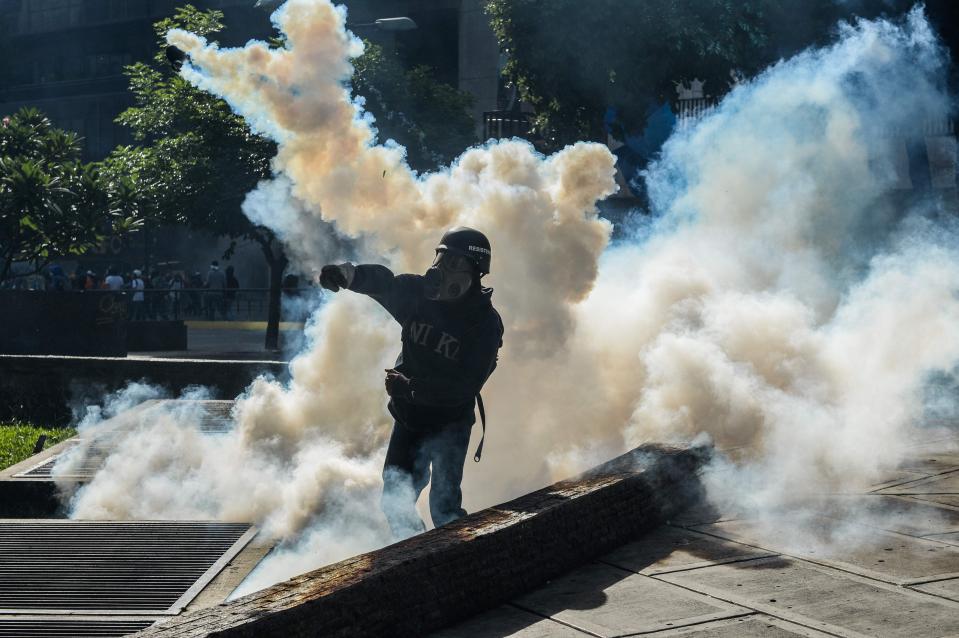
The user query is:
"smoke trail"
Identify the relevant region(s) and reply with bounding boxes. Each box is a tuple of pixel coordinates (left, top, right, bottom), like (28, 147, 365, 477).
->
(62, 1, 959, 591)
(64, 0, 617, 588)
(618, 9, 959, 509)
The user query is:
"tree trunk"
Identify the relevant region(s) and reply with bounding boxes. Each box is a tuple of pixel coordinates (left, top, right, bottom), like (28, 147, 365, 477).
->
(0, 255, 11, 285)
(250, 232, 290, 350)
(589, 111, 607, 145)
(1, 225, 20, 284)
(253, 231, 287, 352)
(264, 251, 288, 352)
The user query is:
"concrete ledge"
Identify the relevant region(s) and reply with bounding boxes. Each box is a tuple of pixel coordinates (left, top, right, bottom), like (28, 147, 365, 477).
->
(0, 290, 128, 356)
(0, 354, 286, 425)
(0, 400, 236, 517)
(0, 435, 78, 517)
(134, 443, 709, 638)
(0, 480, 63, 517)
(184, 321, 305, 331)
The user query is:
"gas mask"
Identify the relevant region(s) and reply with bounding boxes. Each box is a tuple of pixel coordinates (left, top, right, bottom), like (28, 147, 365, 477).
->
(424, 251, 475, 301)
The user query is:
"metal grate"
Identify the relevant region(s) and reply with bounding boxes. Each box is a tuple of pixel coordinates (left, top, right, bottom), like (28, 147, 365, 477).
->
(0, 618, 155, 637)
(0, 521, 253, 613)
(19, 457, 62, 478)
(147, 400, 236, 432)
(15, 447, 70, 478)
(15, 400, 235, 480)
(18, 439, 93, 479)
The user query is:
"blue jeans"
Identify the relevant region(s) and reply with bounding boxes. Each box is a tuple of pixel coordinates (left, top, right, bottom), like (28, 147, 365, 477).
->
(381, 419, 472, 538)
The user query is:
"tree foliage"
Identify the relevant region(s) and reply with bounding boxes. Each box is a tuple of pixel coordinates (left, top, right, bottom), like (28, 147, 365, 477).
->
(486, 0, 768, 148)
(102, 6, 277, 245)
(353, 41, 476, 171)
(105, 5, 478, 242)
(103, 4, 477, 347)
(485, 0, 911, 150)
(101, 5, 285, 347)
(0, 108, 138, 284)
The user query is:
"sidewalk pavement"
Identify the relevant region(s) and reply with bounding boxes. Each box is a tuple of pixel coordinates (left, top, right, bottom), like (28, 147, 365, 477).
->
(434, 432, 959, 637)
(132, 321, 304, 362)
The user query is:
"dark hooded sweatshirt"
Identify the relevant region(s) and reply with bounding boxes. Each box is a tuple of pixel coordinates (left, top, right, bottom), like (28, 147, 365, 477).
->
(349, 264, 503, 429)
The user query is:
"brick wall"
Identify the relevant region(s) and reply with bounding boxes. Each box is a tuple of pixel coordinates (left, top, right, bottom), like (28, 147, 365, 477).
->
(134, 444, 709, 638)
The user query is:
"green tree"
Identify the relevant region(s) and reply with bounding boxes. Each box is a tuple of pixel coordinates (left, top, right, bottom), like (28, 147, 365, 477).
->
(0, 108, 136, 285)
(102, 5, 284, 348)
(105, 5, 477, 349)
(485, 0, 910, 151)
(353, 41, 476, 171)
(486, 0, 767, 149)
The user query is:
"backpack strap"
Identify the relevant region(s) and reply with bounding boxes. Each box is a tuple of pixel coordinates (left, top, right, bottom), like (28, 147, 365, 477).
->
(471, 307, 502, 464)
(473, 393, 486, 463)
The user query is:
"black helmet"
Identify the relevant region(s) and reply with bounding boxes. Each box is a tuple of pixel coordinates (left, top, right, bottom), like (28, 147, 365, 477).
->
(436, 227, 491, 274)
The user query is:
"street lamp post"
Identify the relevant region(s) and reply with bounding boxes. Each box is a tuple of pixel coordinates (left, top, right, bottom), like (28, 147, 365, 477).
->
(252, 2, 417, 31)
(166, 10, 417, 70)
(349, 17, 418, 32)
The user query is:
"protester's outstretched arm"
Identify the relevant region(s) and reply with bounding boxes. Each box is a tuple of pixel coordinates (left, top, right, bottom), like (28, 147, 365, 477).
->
(320, 263, 417, 323)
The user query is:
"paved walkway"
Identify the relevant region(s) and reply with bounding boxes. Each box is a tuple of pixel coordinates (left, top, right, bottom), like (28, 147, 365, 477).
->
(131, 322, 303, 361)
(434, 434, 959, 637)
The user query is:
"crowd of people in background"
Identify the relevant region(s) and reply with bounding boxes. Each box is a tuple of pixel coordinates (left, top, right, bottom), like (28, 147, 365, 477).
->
(5, 260, 243, 321)
(3, 259, 322, 323)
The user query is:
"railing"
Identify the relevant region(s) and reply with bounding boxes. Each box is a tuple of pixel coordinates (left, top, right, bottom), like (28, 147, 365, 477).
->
(675, 97, 956, 139)
(483, 110, 532, 140)
(675, 97, 718, 131)
(882, 117, 956, 138)
(0, 288, 323, 323)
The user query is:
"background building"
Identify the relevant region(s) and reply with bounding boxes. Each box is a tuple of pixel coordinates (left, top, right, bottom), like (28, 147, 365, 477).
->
(0, 0, 502, 286)
(0, 0, 501, 160)
(0, 0, 275, 159)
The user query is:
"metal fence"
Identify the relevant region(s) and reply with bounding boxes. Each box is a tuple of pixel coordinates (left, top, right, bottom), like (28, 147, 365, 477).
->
(484, 110, 532, 140)
(675, 97, 719, 130)
(675, 97, 957, 139)
(2, 287, 322, 323)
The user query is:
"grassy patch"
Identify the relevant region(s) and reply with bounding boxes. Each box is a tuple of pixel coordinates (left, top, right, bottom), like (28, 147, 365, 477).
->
(0, 423, 77, 471)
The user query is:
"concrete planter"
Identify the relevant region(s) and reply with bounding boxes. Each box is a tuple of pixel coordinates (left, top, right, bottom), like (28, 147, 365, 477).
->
(0, 354, 286, 425)
(0, 290, 128, 357)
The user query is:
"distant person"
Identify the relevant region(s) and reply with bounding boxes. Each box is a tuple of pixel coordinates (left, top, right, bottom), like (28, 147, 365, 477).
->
(147, 271, 166, 320)
(225, 265, 239, 320)
(103, 267, 124, 291)
(186, 271, 203, 317)
(143, 271, 154, 319)
(70, 268, 83, 290)
(205, 260, 227, 320)
(156, 271, 167, 318)
(169, 272, 184, 318)
(82, 270, 98, 290)
(129, 269, 146, 320)
(47, 263, 67, 291)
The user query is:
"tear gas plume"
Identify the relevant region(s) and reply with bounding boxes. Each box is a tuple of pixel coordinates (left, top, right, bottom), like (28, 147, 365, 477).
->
(62, 1, 959, 592)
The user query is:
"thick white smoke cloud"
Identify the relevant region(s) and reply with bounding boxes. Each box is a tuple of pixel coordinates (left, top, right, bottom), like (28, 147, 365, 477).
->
(615, 10, 959, 513)
(61, 1, 959, 592)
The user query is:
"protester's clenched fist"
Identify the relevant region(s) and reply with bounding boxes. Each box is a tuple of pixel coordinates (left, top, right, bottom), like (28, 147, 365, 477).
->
(319, 264, 348, 292)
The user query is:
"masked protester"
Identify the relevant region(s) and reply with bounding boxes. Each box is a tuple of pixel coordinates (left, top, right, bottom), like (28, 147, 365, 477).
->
(320, 227, 504, 538)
